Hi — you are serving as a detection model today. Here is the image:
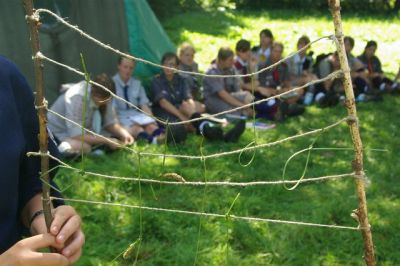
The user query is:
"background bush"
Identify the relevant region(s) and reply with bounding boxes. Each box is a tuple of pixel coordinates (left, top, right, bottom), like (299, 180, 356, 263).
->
(148, 0, 400, 20)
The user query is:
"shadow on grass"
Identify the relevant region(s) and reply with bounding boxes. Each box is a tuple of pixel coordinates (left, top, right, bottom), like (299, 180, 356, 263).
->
(54, 95, 400, 265)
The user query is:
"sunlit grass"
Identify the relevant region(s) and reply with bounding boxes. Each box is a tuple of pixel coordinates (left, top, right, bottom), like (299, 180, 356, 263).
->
(164, 10, 400, 77)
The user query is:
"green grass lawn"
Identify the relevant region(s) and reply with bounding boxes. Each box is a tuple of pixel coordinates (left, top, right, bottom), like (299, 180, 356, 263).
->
(163, 9, 400, 78)
(56, 9, 400, 265)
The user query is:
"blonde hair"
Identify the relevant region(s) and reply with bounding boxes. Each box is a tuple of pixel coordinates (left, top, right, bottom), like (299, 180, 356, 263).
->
(178, 42, 195, 56)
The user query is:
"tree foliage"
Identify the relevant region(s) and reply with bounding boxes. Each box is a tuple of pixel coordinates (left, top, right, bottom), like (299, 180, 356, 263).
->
(148, 0, 400, 19)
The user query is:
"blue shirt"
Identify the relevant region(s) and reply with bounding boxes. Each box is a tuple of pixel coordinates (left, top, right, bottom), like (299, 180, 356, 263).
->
(0, 56, 60, 253)
(151, 73, 192, 107)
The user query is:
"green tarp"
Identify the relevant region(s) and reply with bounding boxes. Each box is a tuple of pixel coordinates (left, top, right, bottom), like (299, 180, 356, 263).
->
(125, 0, 176, 79)
(0, 0, 175, 103)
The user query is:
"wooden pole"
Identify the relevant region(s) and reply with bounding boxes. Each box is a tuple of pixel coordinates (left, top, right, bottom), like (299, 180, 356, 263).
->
(22, 0, 54, 232)
(328, 1, 376, 265)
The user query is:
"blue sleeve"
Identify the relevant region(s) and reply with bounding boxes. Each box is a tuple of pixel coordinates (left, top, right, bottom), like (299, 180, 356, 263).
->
(8, 60, 63, 212)
(375, 57, 383, 73)
(182, 76, 193, 100)
(151, 76, 166, 105)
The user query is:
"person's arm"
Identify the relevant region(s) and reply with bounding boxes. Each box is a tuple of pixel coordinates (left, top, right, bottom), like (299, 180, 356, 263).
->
(350, 59, 369, 78)
(138, 84, 152, 114)
(217, 89, 246, 107)
(243, 81, 277, 97)
(103, 102, 134, 145)
(141, 104, 154, 117)
(62, 93, 120, 148)
(319, 60, 334, 91)
(7, 57, 83, 265)
(159, 98, 189, 121)
(282, 80, 293, 91)
(241, 79, 261, 92)
(105, 123, 134, 145)
(70, 134, 121, 149)
(281, 66, 293, 91)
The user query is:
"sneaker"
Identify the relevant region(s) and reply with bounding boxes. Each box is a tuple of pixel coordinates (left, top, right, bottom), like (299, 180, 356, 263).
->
(224, 119, 246, 142)
(274, 101, 288, 122)
(151, 133, 166, 144)
(364, 94, 383, 102)
(316, 94, 330, 108)
(303, 91, 314, 105)
(391, 83, 400, 95)
(91, 149, 105, 156)
(202, 124, 224, 141)
(286, 103, 305, 117)
(166, 125, 187, 143)
(327, 93, 340, 106)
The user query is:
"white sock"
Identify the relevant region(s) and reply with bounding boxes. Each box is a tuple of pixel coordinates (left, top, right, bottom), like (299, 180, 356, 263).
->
(58, 141, 72, 153)
(315, 92, 325, 102)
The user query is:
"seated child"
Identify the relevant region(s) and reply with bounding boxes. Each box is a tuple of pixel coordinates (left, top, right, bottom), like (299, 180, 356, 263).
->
(344, 36, 378, 98)
(258, 42, 305, 119)
(234, 39, 279, 120)
(48, 74, 134, 155)
(152, 52, 245, 143)
(287, 35, 318, 105)
(178, 42, 202, 100)
(203, 47, 254, 118)
(113, 56, 165, 144)
(251, 28, 274, 65)
(357, 40, 400, 94)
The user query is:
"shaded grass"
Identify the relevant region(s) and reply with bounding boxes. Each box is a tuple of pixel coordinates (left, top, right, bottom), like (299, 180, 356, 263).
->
(55, 10, 400, 265)
(56, 97, 400, 265)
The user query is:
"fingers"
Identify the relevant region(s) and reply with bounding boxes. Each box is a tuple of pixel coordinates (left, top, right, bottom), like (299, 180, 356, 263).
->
(51, 206, 81, 245)
(30, 252, 69, 266)
(66, 248, 82, 265)
(61, 230, 85, 259)
(57, 216, 81, 245)
(51, 206, 74, 235)
(20, 234, 63, 251)
(125, 135, 134, 145)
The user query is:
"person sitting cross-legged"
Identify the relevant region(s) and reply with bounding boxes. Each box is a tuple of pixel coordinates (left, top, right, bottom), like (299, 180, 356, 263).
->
(251, 28, 274, 65)
(203, 47, 254, 118)
(234, 39, 280, 120)
(287, 35, 318, 106)
(113, 56, 165, 144)
(151, 52, 245, 143)
(258, 42, 305, 120)
(357, 40, 400, 94)
(344, 36, 382, 100)
(178, 42, 202, 101)
(48, 73, 134, 155)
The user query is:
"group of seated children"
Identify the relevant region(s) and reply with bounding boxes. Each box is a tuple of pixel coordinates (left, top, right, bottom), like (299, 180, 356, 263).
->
(47, 28, 400, 155)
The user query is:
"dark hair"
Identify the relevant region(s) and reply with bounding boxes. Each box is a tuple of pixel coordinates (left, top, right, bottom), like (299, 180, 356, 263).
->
(117, 55, 134, 65)
(161, 52, 179, 65)
(365, 40, 377, 49)
(259, 28, 273, 39)
(344, 36, 355, 48)
(217, 47, 234, 61)
(297, 35, 310, 46)
(91, 73, 115, 98)
(236, 39, 251, 52)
